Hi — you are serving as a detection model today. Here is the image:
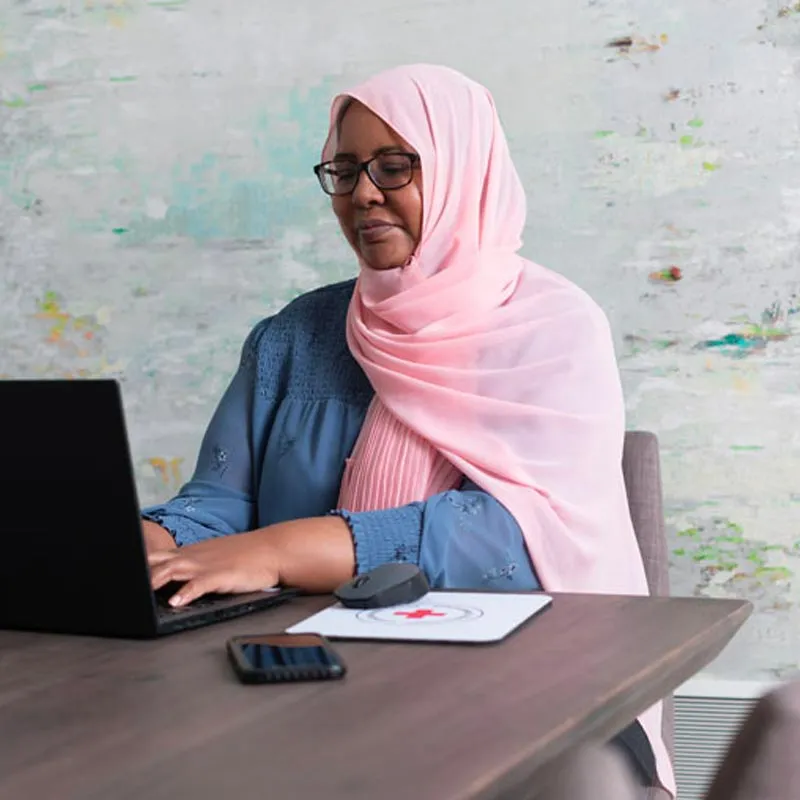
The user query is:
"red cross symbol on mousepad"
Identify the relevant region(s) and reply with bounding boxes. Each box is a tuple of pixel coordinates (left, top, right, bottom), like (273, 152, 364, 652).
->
(394, 608, 446, 620)
(356, 604, 484, 625)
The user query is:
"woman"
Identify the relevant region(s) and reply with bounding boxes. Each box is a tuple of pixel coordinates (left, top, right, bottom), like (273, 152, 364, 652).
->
(142, 64, 673, 796)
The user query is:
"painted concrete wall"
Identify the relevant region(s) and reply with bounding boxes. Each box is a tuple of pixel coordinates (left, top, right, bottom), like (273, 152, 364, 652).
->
(2, 0, 799, 680)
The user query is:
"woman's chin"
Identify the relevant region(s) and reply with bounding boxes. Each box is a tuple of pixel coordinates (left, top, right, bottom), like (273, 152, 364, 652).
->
(358, 245, 410, 271)
(362, 260, 403, 271)
(354, 229, 415, 271)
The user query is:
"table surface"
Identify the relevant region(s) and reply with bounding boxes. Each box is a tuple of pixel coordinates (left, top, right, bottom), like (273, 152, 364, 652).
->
(0, 592, 751, 800)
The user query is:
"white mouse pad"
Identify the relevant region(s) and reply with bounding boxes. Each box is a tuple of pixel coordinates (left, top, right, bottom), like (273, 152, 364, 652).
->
(285, 591, 552, 644)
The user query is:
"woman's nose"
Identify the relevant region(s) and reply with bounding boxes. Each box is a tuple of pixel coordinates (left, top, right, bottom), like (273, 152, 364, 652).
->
(351, 169, 384, 207)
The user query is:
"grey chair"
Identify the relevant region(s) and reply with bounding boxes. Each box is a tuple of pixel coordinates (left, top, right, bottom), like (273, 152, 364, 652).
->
(705, 678, 800, 800)
(534, 743, 641, 800)
(622, 431, 675, 791)
(529, 432, 675, 800)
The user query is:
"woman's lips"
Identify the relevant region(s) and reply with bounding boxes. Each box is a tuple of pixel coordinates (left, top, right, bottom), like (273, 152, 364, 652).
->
(358, 223, 396, 244)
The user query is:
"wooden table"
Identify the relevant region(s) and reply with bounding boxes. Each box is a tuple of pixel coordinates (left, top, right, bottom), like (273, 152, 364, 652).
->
(0, 593, 750, 800)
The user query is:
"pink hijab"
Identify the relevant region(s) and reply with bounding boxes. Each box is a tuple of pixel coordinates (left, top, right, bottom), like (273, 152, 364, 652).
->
(328, 64, 674, 796)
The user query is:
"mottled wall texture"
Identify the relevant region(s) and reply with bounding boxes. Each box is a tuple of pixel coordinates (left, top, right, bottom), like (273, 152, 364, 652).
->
(2, 0, 799, 680)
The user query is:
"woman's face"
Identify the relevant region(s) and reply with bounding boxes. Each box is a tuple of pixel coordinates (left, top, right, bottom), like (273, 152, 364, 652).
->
(331, 101, 423, 271)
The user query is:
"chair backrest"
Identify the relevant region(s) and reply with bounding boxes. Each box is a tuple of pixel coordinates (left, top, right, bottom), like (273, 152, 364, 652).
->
(622, 431, 674, 759)
(622, 431, 669, 597)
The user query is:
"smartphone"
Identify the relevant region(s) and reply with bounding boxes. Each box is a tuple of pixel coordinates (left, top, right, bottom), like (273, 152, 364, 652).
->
(226, 633, 347, 683)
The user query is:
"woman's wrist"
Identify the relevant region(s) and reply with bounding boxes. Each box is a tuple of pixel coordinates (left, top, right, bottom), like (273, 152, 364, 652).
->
(257, 516, 356, 593)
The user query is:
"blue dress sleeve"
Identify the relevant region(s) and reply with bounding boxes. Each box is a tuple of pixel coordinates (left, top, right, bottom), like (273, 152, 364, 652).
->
(336, 479, 542, 591)
(141, 321, 271, 546)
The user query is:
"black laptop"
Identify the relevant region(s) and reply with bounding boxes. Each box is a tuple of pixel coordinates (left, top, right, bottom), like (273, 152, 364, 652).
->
(0, 379, 296, 638)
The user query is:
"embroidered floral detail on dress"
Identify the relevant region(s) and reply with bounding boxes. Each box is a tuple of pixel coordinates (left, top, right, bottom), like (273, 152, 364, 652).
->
(178, 496, 198, 513)
(446, 492, 483, 516)
(393, 544, 411, 562)
(483, 562, 518, 583)
(210, 445, 229, 477)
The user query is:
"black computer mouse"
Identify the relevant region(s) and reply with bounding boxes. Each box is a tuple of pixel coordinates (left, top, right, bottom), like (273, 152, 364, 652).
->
(334, 563, 430, 609)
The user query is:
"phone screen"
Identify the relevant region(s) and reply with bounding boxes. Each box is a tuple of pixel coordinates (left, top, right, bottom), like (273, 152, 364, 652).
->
(229, 633, 346, 680)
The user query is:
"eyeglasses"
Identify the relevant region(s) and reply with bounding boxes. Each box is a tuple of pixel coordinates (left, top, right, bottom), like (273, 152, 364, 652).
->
(313, 152, 420, 196)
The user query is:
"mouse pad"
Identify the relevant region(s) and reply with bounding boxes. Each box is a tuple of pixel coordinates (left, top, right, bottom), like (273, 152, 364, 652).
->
(285, 591, 552, 644)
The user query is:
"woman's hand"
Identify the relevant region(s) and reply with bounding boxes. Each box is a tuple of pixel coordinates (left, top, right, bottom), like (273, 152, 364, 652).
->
(148, 531, 281, 607)
(147, 516, 355, 607)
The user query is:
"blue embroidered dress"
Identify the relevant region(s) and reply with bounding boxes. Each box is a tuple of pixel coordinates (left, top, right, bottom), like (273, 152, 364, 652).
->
(143, 279, 540, 592)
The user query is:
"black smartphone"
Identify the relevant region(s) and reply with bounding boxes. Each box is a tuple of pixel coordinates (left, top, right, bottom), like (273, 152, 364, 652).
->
(226, 633, 347, 684)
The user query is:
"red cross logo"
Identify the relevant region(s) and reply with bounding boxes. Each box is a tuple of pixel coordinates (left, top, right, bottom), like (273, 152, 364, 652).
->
(394, 608, 446, 620)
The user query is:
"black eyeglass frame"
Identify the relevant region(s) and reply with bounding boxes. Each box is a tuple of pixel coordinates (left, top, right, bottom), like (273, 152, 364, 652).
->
(313, 152, 420, 196)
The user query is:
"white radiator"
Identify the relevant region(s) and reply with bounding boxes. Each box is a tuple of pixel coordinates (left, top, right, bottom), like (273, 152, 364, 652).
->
(673, 678, 777, 799)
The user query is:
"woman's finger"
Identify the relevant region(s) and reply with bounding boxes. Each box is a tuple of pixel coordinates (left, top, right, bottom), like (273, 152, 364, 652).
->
(150, 559, 199, 591)
(148, 549, 180, 566)
(170, 574, 219, 607)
